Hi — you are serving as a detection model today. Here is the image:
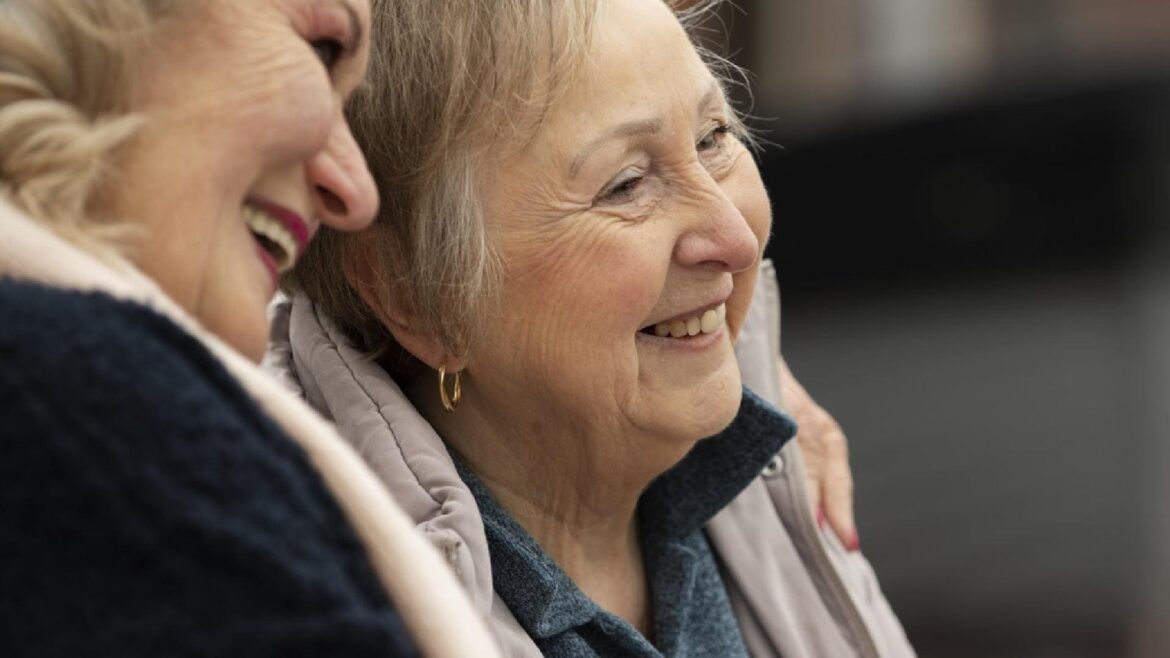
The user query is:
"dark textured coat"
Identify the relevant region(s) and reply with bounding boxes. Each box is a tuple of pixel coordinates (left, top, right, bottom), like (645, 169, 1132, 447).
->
(0, 279, 418, 657)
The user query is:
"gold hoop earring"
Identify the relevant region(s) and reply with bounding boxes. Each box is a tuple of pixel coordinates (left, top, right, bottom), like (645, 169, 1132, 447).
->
(438, 364, 462, 412)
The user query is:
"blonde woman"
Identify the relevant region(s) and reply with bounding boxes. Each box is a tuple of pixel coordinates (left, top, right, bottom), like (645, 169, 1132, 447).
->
(272, 0, 914, 655)
(0, 1, 496, 655)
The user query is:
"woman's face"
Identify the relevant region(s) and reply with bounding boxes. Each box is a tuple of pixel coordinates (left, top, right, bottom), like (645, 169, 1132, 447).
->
(110, 0, 376, 360)
(470, 0, 771, 446)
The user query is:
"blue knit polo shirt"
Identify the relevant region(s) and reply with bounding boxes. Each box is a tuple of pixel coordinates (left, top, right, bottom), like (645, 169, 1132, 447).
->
(455, 389, 796, 657)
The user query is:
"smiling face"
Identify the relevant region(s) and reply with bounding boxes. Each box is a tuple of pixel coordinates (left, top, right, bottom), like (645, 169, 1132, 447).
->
(465, 0, 771, 448)
(106, 0, 376, 360)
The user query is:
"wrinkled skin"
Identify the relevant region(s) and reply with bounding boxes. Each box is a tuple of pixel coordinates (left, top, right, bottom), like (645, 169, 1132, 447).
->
(108, 0, 377, 360)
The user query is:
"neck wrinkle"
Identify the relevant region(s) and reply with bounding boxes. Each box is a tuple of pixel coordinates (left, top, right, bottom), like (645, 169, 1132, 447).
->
(406, 368, 686, 628)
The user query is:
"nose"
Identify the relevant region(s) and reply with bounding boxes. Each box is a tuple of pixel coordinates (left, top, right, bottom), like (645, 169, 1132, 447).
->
(673, 176, 760, 274)
(306, 106, 379, 231)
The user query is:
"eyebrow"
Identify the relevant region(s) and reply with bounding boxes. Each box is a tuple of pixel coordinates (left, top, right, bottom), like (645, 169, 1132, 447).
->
(567, 80, 725, 178)
(568, 118, 662, 178)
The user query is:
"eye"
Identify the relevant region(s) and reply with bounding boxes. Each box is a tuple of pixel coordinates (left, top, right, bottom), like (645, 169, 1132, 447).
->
(596, 172, 645, 205)
(311, 38, 345, 70)
(698, 123, 732, 152)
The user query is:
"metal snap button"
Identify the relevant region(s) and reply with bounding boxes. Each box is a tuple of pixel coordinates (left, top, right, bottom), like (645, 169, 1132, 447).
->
(761, 454, 784, 478)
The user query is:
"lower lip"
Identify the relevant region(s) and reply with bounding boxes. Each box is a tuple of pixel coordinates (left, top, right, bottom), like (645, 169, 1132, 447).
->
(246, 198, 311, 253)
(253, 242, 279, 293)
(635, 326, 725, 352)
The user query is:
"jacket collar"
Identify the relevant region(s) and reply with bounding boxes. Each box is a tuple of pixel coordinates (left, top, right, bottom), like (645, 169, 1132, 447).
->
(641, 389, 796, 536)
(265, 291, 797, 641)
(450, 391, 796, 642)
(265, 291, 498, 612)
(454, 457, 602, 639)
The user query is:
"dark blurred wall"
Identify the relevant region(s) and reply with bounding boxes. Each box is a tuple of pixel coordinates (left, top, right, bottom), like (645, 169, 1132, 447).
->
(707, 1, 1170, 656)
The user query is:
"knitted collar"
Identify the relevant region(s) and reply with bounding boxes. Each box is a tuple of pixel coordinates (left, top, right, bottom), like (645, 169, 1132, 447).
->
(453, 390, 795, 643)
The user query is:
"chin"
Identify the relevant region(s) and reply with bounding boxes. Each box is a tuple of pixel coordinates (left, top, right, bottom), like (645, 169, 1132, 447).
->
(670, 366, 744, 442)
(236, 335, 268, 364)
(207, 313, 269, 363)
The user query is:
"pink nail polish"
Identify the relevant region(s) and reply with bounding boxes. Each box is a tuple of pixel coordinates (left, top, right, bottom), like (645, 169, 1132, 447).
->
(816, 508, 826, 530)
(847, 532, 861, 552)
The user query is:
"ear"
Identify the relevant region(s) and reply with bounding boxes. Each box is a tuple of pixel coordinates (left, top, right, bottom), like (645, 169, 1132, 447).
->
(343, 240, 469, 372)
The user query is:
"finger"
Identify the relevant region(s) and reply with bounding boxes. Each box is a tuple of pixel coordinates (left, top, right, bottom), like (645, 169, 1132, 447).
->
(823, 459, 858, 551)
(779, 356, 847, 541)
(805, 461, 823, 524)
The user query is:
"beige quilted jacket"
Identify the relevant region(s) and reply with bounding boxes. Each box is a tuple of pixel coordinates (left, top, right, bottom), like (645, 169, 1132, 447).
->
(265, 259, 916, 658)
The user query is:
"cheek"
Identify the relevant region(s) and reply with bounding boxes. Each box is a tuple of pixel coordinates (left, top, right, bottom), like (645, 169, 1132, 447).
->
(728, 158, 772, 248)
(502, 224, 670, 354)
(218, 58, 335, 162)
(257, 87, 334, 160)
(722, 160, 773, 338)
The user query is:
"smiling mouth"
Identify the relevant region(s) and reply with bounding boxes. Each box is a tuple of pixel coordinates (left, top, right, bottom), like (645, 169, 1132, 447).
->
(243, 204, 300, 274)
(639, 303, 727, 338)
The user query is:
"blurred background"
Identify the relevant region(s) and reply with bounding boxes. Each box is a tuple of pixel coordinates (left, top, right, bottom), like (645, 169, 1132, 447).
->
(703, 1, 1170, 656)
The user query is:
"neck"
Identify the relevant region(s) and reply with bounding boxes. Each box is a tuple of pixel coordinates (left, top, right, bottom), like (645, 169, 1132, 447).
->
(408, 372, 689, 635)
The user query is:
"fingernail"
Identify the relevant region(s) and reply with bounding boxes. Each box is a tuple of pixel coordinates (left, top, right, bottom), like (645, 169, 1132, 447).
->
(816, 508, 826, 530)
(847, 531, 861, 552)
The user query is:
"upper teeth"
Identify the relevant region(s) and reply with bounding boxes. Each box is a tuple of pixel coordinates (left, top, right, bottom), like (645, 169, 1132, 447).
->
(652, 303, 726, 338)
(243, 204, 298, 273)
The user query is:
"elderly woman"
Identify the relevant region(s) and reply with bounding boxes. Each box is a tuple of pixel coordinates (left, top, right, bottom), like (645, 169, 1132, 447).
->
(272, 0, 915, 656)
(0, 1, 497, 655)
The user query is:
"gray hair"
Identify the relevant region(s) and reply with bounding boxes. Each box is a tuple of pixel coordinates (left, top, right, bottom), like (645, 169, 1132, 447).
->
(289, 0, 750, 380)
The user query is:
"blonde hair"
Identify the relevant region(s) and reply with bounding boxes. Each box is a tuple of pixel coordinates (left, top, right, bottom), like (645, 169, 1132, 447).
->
(290, 0, 748, 379)
(0, 0, 176, 256)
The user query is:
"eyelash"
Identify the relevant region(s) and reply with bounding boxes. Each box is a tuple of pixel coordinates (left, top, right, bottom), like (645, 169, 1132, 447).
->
(304, 3, 358, 73)
(311, 38, 346, 70)
(698, 122, 732, 152)
(594, 122, 735, 205)
(599, 171, 645, 203)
